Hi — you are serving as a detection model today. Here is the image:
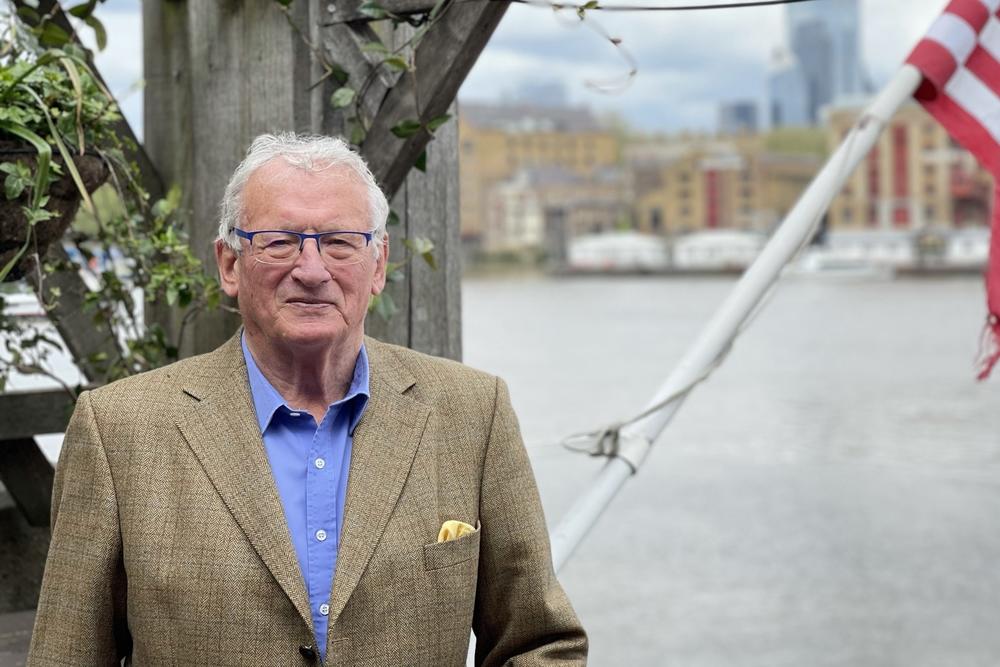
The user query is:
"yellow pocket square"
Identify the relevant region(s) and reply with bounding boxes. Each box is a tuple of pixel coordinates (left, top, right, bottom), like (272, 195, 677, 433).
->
(437, 520, 475, 543)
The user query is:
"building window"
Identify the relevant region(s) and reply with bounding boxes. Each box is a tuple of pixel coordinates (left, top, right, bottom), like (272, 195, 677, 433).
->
(650, 208, 663, 232)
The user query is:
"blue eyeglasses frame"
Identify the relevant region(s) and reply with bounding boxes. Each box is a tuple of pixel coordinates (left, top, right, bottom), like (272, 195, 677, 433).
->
(232, 228, 375, 261)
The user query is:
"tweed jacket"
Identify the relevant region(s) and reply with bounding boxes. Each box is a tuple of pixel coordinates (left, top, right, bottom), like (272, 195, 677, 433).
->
(28, 335, 587, 666)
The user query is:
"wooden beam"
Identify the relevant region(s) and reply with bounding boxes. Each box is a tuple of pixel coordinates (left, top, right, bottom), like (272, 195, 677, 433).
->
(11, 1, 160, 383)
(143, 0, 322, 355)
(28, 246, 121, 384)
(0, 438, 55, 527)
(326, 1, 442, 25)
(361, 0, 510, 198)
(0, 388, 78, 440)
(365, 100, 462, 360)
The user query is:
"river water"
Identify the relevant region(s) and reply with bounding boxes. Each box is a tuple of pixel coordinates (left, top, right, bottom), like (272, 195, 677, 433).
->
(462, 274, 1000, 667)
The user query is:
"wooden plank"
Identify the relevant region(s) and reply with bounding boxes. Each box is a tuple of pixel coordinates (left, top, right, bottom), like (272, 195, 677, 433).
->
(361, 0, 510, 198)
(402, 102, 461, 360)
(144, 0, 328, 356)
(0, 388, 77, 440)
(326, 1, 442, 24)
(27, 246, 120, 384)
(363, 27, 460, 359)
(12, 1, 159, 383)
(0, 438, 55, 527)
(317, 20, 399, 137)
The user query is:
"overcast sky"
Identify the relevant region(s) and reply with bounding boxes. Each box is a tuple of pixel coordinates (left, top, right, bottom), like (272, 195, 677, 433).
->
(87, 0, 948, 137)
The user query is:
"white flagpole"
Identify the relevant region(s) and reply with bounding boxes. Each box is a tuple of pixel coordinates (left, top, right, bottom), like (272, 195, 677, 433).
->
(549, 64, 924, 573)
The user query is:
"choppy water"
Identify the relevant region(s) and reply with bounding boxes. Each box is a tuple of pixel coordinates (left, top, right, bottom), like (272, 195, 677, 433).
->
(462, 274, 1000, 667)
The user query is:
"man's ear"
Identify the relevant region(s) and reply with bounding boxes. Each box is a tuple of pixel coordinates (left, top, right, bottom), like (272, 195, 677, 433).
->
(371, 232, 389, 296)
(216, 239, 240, 299)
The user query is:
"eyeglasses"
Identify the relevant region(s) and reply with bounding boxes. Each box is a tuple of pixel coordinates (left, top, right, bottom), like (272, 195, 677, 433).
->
(233, 228, 376, 266)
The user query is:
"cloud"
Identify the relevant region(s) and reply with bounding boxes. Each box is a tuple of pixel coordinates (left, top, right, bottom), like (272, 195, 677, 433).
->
(56, 0, 952, 136)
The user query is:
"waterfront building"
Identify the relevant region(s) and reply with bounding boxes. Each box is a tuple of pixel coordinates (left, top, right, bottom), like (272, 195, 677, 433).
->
(483, 165, 630, 256)
(628, 135, 822, 236)
(458, 102, 620, 252)
(826, 102, 994, 231)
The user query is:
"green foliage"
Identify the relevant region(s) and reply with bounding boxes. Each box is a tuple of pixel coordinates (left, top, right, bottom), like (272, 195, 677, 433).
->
(1, 160, 32, 199)
(330, 86, 355, 109)
(0, 3, 221, 392)
(390, 118, 422, 139)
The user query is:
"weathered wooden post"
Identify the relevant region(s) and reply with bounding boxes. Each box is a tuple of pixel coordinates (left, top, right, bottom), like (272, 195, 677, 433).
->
(142, 0, 489, 360)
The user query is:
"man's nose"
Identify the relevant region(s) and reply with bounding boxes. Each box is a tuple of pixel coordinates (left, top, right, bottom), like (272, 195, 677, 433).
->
(290, 238, 330, 283)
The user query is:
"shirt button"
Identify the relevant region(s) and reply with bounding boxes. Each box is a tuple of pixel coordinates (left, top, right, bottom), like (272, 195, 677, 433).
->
(289, 411, 301, 417)
(319, 603, 330, 616)
(315, 458, 325, 469)
(316, 529, 327, 542)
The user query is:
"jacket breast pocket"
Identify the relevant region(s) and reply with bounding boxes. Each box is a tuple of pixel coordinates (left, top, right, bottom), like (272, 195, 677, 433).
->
(422, 522, 481, 571)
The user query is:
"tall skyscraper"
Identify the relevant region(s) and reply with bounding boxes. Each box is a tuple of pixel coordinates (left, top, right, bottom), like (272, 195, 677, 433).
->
(786, 0, 869, 122)
(768, 48, 810, 127)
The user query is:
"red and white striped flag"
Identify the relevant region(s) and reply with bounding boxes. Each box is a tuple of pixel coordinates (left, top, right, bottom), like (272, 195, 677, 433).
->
(906, 0, 1000, 379)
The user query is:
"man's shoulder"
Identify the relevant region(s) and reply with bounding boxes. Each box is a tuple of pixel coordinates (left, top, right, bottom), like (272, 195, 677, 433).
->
(87, 337, 239, 405)
(365, 336, 498, 397)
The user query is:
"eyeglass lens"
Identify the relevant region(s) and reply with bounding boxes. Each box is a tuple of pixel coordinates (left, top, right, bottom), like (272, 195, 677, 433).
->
(250, 232, 368, 264)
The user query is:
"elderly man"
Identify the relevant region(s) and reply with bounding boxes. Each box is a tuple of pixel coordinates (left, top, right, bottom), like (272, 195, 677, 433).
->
(28, 133, 587, 665)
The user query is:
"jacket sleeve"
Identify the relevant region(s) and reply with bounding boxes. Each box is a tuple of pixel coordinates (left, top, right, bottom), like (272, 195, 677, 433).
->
(28, 390, 131, 666)
(472, 378, 588, 666)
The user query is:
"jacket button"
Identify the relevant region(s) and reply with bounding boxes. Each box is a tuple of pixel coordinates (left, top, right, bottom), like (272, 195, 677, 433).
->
(299, 644, 317, 661)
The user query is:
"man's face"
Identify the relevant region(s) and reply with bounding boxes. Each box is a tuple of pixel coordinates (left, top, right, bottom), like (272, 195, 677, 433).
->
(216, 159, 387, 355)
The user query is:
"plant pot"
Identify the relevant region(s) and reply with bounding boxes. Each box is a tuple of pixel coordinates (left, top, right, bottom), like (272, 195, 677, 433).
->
(0, 143, 109, 282)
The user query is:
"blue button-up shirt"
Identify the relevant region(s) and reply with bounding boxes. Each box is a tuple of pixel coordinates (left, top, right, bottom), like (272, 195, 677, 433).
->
(242, 335, 369, 660)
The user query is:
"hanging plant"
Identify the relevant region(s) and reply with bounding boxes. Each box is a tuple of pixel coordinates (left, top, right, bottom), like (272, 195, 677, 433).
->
(0, 2, 221, 392)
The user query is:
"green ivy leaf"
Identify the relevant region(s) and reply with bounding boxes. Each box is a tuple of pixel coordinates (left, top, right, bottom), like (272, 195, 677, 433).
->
(387, 209, 400, 226)
(15, 6, 40, 24)
(34, 22, 72, 48)
(390, 119, 422, 139)
(67, 1, 99, 18)
(414, 150, 427, 173)
(426, 113, 451, 133)
(330, 86, 355, 109)
(361, 40, 389, 56)
(577, 0, 599, 18)
(403, 237, 436, 270)
(359, 1, 387, 19)
(348, 120, 366, 146)
(84, 15, 107, 52)
(382, 56, 409, 72)
(386, 261, 405, 282)
(273, 0, 294, 6)
(369, 292, 397, 320)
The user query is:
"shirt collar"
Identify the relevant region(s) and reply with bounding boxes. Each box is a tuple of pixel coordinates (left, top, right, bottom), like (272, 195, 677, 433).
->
(241, 331, 371, 434)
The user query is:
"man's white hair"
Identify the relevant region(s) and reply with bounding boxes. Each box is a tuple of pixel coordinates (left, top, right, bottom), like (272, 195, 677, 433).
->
(216, 132, 389, 254)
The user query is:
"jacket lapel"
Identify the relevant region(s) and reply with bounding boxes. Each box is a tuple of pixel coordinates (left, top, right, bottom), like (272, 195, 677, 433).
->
(327, 339, 430, 627)
(174, 336, 313, 631)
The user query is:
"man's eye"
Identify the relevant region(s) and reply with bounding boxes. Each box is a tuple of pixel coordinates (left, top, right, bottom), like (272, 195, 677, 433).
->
(265, 238, 294, 248)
